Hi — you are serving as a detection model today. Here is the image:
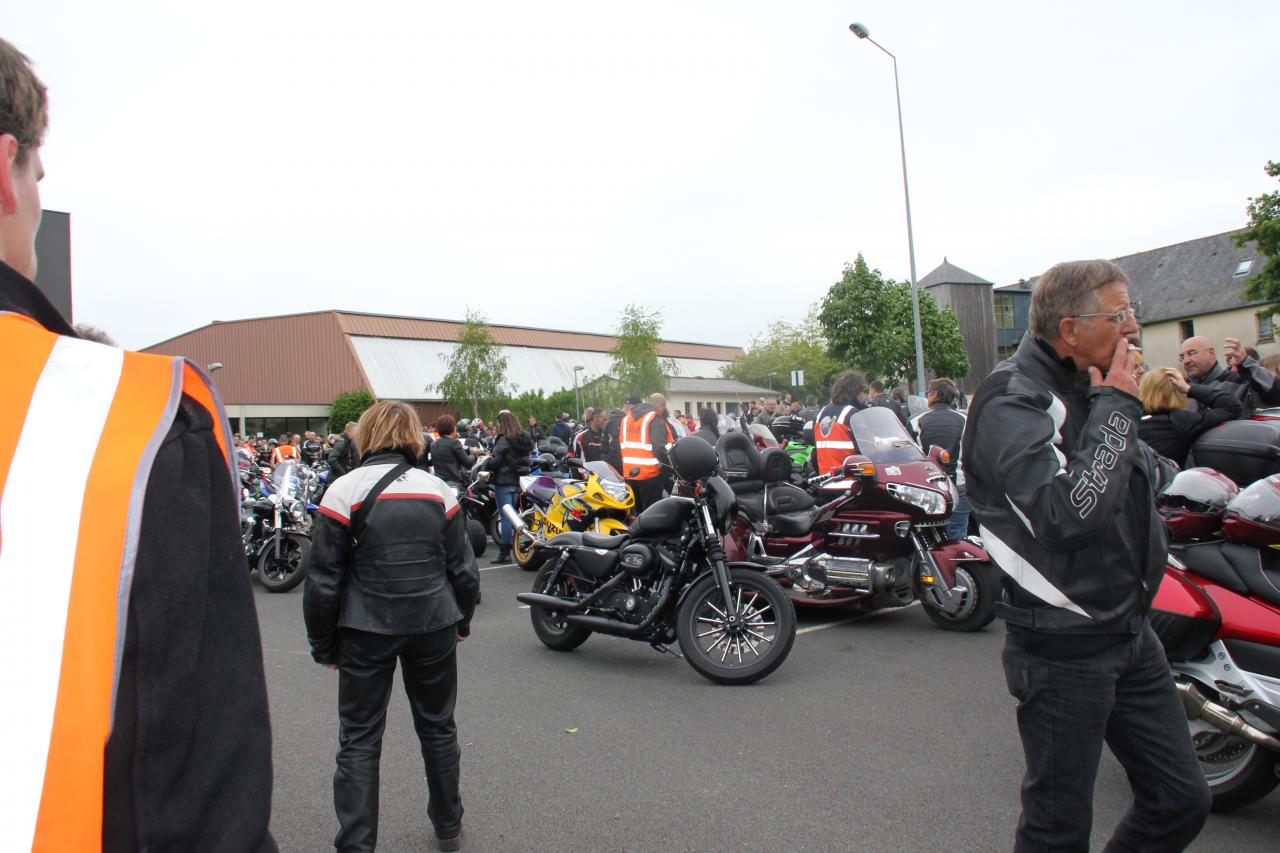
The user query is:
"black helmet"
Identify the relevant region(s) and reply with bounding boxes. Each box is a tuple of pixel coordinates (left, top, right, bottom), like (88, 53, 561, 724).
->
(670, 436, 719, 481)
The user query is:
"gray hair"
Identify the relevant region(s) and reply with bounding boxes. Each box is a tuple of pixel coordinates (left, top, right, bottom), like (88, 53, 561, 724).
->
(1029, 260, 1130, 341)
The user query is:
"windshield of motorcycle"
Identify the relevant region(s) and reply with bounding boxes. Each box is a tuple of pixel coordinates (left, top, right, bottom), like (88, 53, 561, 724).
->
(272, 460, 301, 498)
(585, 460, 623, 483)
(748, 423, 779, 448)
(848, 407, 926, 464)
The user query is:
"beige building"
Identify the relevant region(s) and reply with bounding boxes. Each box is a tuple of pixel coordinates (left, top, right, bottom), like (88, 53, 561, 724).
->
(665, 377, 777, 418)
(1114, 231, 1274, 371)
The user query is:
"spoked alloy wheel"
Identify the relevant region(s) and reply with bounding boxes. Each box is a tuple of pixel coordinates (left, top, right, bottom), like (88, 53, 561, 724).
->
(677, 568, 796, 685)
(528, 565, 591, 651)
(512, 509, 546, 571)
(920, 561, 998, 632)
(256, 534, 309, 592)
(1190, 709, 1280, 811)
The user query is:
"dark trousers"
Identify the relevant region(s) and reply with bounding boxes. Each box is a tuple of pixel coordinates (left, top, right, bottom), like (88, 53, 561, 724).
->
(1001, 622, 1210, 852)
(334, 628, 464, 852)
(627, 476, 666, 513)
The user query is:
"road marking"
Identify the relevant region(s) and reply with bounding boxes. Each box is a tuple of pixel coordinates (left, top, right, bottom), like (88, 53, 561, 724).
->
(479, 562, 518, 572)
(796, 601, 920, 635)
(517, 605, 531, 609)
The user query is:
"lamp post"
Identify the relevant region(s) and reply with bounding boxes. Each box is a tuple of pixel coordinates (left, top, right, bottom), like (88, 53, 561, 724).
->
(573, 365, 585, 419)
(849, 22, 927, 396)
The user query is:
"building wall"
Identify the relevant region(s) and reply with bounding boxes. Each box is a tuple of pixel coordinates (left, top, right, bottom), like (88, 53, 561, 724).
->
(928, 283, 996, 395)
(1140, 308, 1280, 371)
(668, 391, 772, 418)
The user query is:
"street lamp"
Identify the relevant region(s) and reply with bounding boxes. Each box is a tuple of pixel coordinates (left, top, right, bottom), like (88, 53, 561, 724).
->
(849, 22, 927, 396)
(573, 365, 585, 419)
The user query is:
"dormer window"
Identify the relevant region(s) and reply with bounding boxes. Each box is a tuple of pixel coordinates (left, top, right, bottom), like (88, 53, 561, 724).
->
(1235, 258, 1255, 277)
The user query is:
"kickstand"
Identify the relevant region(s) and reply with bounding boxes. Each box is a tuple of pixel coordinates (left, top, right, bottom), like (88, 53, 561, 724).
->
(650, 642, 683, 658)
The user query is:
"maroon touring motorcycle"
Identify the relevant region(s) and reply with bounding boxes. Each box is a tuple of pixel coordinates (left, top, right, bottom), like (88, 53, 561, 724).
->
(718, 408, 1001, 631)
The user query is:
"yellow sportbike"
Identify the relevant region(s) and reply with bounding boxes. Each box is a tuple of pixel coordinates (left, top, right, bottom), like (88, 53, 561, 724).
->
(513, 461, 635, 570)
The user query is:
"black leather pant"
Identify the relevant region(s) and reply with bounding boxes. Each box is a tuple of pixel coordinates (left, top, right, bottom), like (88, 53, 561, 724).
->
(333, 627, 463, 852)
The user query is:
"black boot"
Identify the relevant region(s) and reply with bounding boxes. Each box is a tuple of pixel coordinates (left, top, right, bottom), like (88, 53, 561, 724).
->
(490, 548, 510, 565)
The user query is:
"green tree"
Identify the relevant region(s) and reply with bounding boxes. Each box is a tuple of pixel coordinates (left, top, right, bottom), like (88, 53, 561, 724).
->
(723, 310, 842, 400)
(433, 308, 511, 418)
(817, 254, 969, 387)
(329, 388, 376, 429)
(610, 304, 676, 397)
(1236, 160, 1280, 306)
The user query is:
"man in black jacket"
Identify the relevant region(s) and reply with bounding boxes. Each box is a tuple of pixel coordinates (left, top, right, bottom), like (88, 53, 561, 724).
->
(571, 408, 606, 463)
(0, 37, 274, 850)
(910, 378, 968, 539)
(870, 379, 915, 437)
(603, 396, 639, 471)
(329, 421, 360, 477)
(963, 259, 1208, 851)
(1179, 334, 1280, 412)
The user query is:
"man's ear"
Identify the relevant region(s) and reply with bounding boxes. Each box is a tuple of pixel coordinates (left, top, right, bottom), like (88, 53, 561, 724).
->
(0, 134, 19, 215)
(1057, 316, 1079, 347)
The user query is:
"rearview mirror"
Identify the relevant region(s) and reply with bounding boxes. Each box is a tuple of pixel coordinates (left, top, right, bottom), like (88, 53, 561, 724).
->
(929, 445, 951, 467)
(842, 454, 876, 483)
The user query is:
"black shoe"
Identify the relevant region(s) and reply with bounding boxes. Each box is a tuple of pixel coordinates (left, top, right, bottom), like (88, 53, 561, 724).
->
(437, 827, 463, 851)
(490, 550, 510, 565)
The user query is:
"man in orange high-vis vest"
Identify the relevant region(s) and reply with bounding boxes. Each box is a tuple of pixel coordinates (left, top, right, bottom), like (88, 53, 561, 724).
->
(0, 39, 276, 852)
(814, 369, 871, 476)
(620, 392, 674, 512)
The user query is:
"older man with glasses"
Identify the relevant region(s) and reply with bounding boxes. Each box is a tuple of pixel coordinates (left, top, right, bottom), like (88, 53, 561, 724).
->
(1179, 334, 1280, 413)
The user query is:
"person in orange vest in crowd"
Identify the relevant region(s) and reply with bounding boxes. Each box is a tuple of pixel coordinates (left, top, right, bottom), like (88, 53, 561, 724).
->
(271, 432, 300, 466)
(814, 369, 871, 476)
(620, 392, 673, 512)
(0, 38, 276, 851)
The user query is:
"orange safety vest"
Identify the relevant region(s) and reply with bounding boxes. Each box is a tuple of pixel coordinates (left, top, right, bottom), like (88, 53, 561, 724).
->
(0, 312, 233, 851)
(620, 411, 662, 480)
(270, 443, 299, 466)
(815, 405, 858, 475)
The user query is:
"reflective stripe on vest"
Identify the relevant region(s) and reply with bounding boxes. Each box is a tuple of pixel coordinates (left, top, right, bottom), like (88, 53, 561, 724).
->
(815, 405, 857, 475)
(0, 313, 230, 851)
(620, 411, 660, 479)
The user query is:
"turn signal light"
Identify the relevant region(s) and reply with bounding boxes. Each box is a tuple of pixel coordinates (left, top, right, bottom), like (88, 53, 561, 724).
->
(859, 462, 876, 477)
(921, 575, 935, 583)
(939, 450, 951, 464)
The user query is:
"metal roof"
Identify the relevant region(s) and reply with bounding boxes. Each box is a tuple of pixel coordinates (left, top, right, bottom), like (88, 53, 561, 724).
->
(349, 336, 734, 401)
(919, 258, 993, 288)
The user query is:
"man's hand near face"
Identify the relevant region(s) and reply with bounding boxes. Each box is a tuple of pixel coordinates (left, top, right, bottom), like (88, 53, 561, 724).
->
(1223, 336, 1247, 371)
(1089, 339, 1140, 397)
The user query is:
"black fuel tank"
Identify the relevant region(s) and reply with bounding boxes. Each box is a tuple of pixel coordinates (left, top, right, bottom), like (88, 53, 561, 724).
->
(631, 496, 694, 537)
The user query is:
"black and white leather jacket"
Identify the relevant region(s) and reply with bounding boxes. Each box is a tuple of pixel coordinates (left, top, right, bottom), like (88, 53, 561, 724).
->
(961, 335, 1170, 642)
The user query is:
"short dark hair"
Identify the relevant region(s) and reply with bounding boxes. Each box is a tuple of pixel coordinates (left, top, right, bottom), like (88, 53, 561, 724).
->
(870, 379, 887, 393)
(626, 395, 642, 406)
(0, 38, 48, 166)
(699, 407, 717, 426)
(435, 414, 457, 436)
(927, 378, 959, 406)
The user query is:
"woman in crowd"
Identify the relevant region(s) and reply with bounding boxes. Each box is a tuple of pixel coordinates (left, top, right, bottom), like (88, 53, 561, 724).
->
(304, 400, 478, 852)
(489, 410, 533, 564)
(1138, 366, 1243, 466)
(430, 415, 474, 487)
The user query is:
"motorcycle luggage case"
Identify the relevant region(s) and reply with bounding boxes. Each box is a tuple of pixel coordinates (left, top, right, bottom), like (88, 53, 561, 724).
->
(1191, 420, 1280, 487)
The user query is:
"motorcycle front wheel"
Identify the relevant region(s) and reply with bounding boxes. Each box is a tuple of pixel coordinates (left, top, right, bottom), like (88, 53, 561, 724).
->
(256, 533, 310, 593)
(677, 568, 796, 685)
(920, 561, 999, 632)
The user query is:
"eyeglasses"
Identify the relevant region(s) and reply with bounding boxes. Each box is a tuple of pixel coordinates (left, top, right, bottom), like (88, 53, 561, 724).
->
(1180, 349, 1202, 361)
(1073, 307, 1137, 324)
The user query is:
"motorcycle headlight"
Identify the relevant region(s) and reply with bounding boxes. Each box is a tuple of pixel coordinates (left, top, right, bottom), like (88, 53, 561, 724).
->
(887, 482, 947, 516)
(601, 480, 630, 502)
(287, 499, 305, 520)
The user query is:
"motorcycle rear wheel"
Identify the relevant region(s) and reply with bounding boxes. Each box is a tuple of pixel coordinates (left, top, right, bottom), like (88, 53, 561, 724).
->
(920, 561, 999, 632)
(677, 568, 796, 685)
(1191, 711, 1280, 811)
(256, 534, 309, 593)
(512, 509, 547, 571)
(529, 566, 591, 651)
(486, 511, 501, 547)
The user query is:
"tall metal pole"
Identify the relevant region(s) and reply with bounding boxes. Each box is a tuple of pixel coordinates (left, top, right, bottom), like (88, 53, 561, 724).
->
(850, 24, 927, 395)
(573, 365, 584, 419)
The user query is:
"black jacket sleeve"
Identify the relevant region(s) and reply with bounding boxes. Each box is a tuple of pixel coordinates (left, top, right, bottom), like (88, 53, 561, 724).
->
(1185, 383, 1245, 432)
(444, 511, 480, 637)
(327, 438, 351, 477)
(967, 381, 1144, 552)
(1236, 356, 1280, 406)
(651, 417, 673, 467)
(103, 396, 276, 852)
(303, 513, 351, 664)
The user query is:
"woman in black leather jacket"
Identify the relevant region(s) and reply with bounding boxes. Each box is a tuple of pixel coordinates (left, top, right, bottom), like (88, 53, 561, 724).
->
(488, 411, 533, 564)
(304, 401, 478, 852)
(430, 415, 474, 486)
(1138, 366, 1244, 466)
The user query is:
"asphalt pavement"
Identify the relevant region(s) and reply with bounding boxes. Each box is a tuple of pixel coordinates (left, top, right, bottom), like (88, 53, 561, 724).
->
(257, 562, 1279, 852)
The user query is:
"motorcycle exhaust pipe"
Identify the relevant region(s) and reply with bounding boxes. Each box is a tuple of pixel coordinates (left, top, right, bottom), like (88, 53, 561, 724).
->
(1177, 681, 1280, 754)
(502, 504, 526, 533)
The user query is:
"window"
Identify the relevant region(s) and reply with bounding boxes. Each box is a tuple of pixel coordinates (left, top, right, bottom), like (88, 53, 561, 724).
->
(716, 401, 723, 414)
(684, 401, 691, 416)
(1235, 258, 1255, 277)
(1259, 313, 1275, 344)
(994, 293, 1015, 329)
(996, 344, 1017, 361)
(1179, 320, 1195, 341)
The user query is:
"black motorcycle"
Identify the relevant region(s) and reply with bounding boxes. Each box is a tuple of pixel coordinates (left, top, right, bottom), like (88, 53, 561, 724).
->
(242, 460, 312, 592)
(510, 437, 797, 685)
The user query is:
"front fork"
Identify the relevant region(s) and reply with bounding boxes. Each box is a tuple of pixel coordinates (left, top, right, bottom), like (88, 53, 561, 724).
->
(701, 503, 740, 620)
(911, 531, 962, 614)
(273, 507, 283, 560)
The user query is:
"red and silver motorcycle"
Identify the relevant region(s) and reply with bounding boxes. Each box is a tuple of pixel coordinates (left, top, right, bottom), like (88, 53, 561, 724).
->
(719, 407, 1001, 632)
(1152, 468, 1280, 810)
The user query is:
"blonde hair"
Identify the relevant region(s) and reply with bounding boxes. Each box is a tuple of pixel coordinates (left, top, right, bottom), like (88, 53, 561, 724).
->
(1139, 369, 1186, 415)
(355, 400, 425, 458)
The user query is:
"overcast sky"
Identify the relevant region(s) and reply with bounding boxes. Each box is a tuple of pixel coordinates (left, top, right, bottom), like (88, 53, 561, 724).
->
(8, 1, 1278, 351)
